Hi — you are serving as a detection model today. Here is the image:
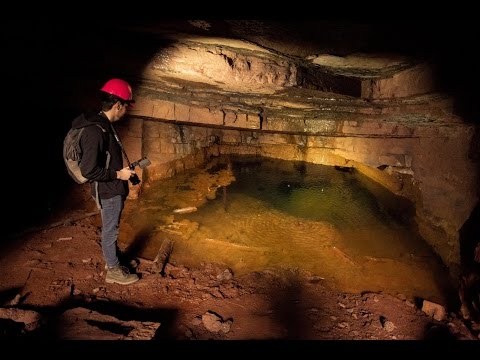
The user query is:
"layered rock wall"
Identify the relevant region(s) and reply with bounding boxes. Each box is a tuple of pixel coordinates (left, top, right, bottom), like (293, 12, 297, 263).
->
(113, 27, 478, 273)
(119, 108, 477, 271)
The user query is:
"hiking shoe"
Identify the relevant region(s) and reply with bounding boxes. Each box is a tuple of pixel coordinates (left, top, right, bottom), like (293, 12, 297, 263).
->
(106, 265, 139, 285)
(104, 259, 138, 270)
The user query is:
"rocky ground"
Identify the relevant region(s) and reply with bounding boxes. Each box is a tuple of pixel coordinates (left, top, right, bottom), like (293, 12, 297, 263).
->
(1, 187, 479, 348)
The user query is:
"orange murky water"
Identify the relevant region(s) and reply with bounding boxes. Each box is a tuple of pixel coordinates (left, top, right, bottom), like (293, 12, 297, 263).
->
(121, 155, 455, 304)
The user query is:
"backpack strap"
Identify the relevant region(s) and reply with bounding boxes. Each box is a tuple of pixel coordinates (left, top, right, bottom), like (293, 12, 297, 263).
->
(90, 123, 110, 210)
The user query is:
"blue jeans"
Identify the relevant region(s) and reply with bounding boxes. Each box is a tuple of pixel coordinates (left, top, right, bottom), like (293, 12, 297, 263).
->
(99, 195, 125, 268)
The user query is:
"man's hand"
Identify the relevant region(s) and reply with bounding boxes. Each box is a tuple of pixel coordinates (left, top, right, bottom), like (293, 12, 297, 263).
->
(116, 167, 135, 180)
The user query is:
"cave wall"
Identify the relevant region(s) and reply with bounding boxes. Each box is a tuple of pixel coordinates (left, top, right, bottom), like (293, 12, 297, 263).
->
(6, 17, 479, 278)
(118, 114, 478, 272)
(112, 29, 479, 274)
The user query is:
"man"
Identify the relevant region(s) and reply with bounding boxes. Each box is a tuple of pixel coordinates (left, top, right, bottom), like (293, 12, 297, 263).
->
(74, 78, 139, 285)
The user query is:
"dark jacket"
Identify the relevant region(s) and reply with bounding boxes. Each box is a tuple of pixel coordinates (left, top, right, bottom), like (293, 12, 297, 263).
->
(73, 111, 129, 200)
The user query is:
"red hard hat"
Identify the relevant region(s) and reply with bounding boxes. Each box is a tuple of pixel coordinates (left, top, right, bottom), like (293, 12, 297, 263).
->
(100, 78, 135, 103)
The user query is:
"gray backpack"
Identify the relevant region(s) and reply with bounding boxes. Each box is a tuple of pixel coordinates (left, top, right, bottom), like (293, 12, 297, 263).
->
(63, 123, 105, 184)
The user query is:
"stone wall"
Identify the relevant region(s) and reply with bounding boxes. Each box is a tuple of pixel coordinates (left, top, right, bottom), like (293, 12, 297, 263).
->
(111, 26, 479, 275)
(119, 116, 478, 273)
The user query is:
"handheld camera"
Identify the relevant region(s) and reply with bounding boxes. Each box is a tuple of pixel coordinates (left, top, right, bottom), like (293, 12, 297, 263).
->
(128, 157, 151, 185)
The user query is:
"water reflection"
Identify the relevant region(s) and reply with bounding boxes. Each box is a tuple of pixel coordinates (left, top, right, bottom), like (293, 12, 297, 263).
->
(121, 155, 454, 304)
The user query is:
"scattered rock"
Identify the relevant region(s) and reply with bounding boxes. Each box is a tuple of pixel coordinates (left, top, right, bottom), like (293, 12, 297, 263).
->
(383, 320, 395, 332)
(173, 207, 197, 214)
(184, 327, 194, 339)
(201, 311, 232, 333)
(164, 264, 190, 279)
(220, 320, 232, 333)
(57, 307, 161, 340)
(57, 237, 73, 241)
(308, 275, 324, 283)
(73, 288, 82, 296)
(0, 308, 43, 332)
(217, 268, 233, 282)
(7, 294, 22, 306)
(191, 316, 202, 326)
(422, 299, 446, 321)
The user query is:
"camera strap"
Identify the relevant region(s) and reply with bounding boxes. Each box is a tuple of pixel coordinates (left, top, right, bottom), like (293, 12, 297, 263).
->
(109, 123, 133, 168)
